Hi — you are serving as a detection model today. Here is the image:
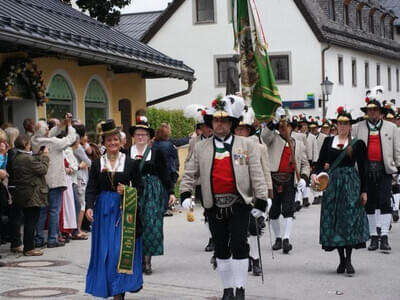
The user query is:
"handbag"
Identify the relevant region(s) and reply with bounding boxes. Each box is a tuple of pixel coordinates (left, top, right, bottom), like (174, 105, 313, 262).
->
(312, 139, 357, 192)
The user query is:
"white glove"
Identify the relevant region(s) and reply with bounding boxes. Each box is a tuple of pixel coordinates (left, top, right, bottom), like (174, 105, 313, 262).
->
(251, 208, 264, 218)
(181, 198, 194, 210)
(273, 107, 286, 124)
(297, 178, 306, 191)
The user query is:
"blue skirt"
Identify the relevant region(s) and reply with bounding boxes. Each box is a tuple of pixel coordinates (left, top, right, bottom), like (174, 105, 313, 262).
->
(85, 191, 143, 298)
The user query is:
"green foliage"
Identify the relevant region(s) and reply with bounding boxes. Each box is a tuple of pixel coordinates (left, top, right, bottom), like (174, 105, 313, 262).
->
(146, 107, 196, 139)
(60, 0, 131, 26)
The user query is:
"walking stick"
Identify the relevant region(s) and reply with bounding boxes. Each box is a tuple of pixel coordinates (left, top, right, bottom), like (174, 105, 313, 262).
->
(267, 218, 275, 260)
(254, 218, 264, 284)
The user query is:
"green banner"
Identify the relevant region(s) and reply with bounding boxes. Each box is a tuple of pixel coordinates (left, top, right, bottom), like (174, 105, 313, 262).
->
(117, 186, 138, 274)
(234, 0, 282, 121)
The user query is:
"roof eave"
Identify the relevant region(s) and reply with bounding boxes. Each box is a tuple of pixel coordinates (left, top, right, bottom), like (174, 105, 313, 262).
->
(0, 30, 195, 81)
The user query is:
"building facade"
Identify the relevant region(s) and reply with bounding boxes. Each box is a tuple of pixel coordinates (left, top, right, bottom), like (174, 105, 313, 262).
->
(120, 0, 400, 118)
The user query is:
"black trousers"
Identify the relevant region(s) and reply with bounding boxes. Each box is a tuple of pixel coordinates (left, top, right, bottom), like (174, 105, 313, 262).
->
(270, 176, 295, 219)
(9, 202, 23, 248)
(365, 174, 392, 214)
(206, 202, 250, 259)
(23, 206, 40, 252)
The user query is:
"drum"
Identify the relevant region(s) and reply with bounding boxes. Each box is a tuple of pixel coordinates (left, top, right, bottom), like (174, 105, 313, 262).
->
(311, 172, 329, 192)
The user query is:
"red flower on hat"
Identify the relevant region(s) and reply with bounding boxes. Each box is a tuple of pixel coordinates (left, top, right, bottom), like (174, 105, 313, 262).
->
(365, 97, 370, 103)
(136, 116, 141, 123)
(211, 99, 218, 108)
(337, 106, 344, 114)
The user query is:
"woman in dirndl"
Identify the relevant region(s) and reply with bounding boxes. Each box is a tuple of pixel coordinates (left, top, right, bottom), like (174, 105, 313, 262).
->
(85, 120, 143, 299)
(312, 106, 369, 277)
(128, 116, 175, 275)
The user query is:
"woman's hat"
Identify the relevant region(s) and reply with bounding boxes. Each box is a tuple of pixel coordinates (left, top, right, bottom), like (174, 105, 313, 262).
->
(334, 106, 356, 124)
(101, 119, 120, 136)
(129, 116, 155, 138)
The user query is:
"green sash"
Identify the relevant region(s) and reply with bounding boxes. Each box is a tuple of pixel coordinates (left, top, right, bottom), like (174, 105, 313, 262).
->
(117, 186, 138, 274)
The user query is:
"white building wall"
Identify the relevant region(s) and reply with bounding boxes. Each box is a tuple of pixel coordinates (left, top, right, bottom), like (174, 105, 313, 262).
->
(147, 0, 321, 113)
(324, 45, 400, 119)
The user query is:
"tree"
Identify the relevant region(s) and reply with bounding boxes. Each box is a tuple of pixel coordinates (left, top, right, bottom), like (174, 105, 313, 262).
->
(61, 0, 131, 26)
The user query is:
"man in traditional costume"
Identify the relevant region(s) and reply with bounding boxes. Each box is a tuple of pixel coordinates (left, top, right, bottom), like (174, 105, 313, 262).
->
(310, 117, 328, 205)
(184, 105, 215, 251)
(352, 86, 400, 252)
(262, 107, 310, 253)
(291, 115, 309, 210)
(180, 95, 268, 300)
(235, 106, 272, 277)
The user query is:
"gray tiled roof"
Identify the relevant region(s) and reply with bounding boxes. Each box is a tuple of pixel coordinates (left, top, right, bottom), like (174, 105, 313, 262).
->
(117, 11, 163, 40)
(379, 0, 400, 25)
(0, 0, 194, 80)
(295, 0, 400, 60)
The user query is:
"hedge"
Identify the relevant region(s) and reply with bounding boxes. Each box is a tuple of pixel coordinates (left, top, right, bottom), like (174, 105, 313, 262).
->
(146, 107, 196, 139)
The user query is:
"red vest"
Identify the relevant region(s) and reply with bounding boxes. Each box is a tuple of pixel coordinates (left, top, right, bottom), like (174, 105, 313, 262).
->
(278, 146, 295, 173)
(212, 148, 237, 194)
(368, 133, 382, 161)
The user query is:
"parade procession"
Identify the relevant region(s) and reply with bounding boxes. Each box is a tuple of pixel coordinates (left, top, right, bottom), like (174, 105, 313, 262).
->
(1, 0, 400, 300)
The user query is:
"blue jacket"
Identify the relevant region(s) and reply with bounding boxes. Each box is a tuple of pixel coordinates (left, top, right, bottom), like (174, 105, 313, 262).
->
(152, 140, 179, 178)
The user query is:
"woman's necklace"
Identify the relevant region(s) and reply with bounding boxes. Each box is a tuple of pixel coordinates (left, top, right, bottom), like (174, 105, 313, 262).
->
(104, 153, 122, 190)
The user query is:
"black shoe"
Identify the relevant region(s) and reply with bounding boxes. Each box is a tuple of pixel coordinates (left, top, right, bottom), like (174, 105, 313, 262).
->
(312, 196, 321, 205)
(336, 262, 345, 274)
(345, 260, 355, 276)
(252, 258, 262, 276)
(295, 201, 302, 212)
(235, 288, 245, 300)
(282, 238, 293, 254)
(368, 236, 379, 251)
(272, 238, 282, 250)
(221, 288, 234, 300)
(393, 211, 399, 222)
(204, 238, 215, 252)
(380, 235, 391, 252)
(35, 241, 47, 248)
(47, 241, 65, 248)
(303, 198, 310, 208)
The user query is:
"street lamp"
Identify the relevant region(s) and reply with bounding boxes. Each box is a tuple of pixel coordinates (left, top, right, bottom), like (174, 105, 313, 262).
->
(320, 76, 334, 119)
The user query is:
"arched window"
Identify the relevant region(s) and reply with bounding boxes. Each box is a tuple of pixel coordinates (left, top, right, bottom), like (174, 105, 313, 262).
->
(380, 17, 386, 37)
(46, 74, 74, 120)
(85, 79, 108, 136)
(369, 13, 374, 33)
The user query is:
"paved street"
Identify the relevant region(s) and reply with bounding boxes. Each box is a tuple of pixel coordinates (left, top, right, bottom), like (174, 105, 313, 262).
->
(0, 204, 399, 300)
